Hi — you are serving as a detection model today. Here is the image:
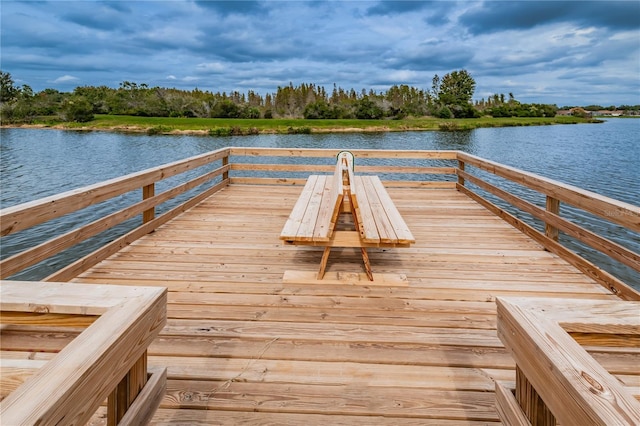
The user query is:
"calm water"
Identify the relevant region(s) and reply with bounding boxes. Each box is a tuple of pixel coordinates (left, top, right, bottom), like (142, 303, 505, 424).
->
(1, 119, 639, 287)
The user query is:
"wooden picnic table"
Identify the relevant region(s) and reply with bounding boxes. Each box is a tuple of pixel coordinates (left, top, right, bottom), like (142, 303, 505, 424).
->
(280, 151, 414, 280)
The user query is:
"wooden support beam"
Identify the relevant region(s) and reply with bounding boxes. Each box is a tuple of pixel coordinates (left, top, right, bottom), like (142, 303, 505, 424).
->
(457, 160, 465, 186)
(222, 155, 229, 181)
(1, 163, 229, 279)
(495, 381, 532, 426)
(142, 184, 155, 224)
(457, 152, 640, 232)
(118, 367, 166, 426)
(515, 365, 555, 425)
(108, 352, 148, 426)
(317, 247, 331, 280)
(545, 196, 560, 242)
(360, 248, 374, 281)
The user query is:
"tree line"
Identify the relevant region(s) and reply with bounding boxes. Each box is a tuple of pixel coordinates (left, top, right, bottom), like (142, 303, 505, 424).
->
(0, 69, 611, 124)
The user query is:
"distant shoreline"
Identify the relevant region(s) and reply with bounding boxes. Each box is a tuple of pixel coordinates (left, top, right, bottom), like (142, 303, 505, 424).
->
(1, 115, 604, 136)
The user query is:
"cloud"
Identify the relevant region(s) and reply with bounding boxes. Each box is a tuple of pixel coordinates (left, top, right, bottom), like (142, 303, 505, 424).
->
(468, 23, 639, 79)
(459, 1, 640, 35)
(1, 0, 638, 105)
(366, 1, 433, 15)
(366, 0, 456, 27)
(52, 75, 79, 83)
(194, 0, 266, 16)
(196, 62, 226, 73)
(384, 38, 476, 71)
(61, 9, 129, 31)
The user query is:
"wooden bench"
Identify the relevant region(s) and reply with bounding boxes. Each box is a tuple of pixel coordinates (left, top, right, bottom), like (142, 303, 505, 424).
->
(280, 152, 415, 281)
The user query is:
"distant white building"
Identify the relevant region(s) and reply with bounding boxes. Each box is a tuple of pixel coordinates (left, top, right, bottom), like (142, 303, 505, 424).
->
(593, 110, 624, 116)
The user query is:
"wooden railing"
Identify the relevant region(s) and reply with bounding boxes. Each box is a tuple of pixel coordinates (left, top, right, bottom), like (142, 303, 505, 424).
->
(0, 148, 637, 298)
(227, 147, 458, 188)
(0, 280, 167, 425)
(495, 297, 640, 425)
(456, 152, 639, 301)
(0, 147, 231, 281)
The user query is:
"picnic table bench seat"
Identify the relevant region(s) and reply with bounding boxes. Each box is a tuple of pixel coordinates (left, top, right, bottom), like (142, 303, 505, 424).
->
(280, 152, 415, 280)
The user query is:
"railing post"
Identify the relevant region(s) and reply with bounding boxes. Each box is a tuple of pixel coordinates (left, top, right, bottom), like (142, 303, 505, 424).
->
(142, 183, 155, 223)
(515, 366, 556, 425)
(545, 196, 560, 241)
(457, 159, 465, 187)
(222, 154, 229, 182)
(107, 351, 148, 426)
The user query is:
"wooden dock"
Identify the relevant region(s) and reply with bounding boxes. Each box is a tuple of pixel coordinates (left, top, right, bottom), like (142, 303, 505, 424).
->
(1, 148, 638, 424)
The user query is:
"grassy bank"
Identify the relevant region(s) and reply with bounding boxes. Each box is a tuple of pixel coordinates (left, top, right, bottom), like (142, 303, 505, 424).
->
(13, 114, 599, 135)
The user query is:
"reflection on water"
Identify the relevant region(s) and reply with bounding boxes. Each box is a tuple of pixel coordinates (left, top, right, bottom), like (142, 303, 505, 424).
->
(432, 130, 475, 151)
(1, 119, 638, 286)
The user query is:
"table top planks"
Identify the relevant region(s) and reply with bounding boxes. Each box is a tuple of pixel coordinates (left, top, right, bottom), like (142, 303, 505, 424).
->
(366, 175, 415, 244)
(279, 175, 318, 241)
(296, 175, 327, 242)
(280, 155, 414, 248)
(352, 175, 381, 243)
(312, 176, 342, 242)
(352, 175, 416, 245)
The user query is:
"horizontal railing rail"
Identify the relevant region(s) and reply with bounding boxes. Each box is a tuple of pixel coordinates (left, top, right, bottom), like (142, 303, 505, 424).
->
(1, 148, 230, 237)
(228, 147, 458, 188)
(228, 147, 459, 159)
(457, 153, 639, 231)
(456, 152, 639, 300)
(230, 163, 456, 175)
(0, 147, 231, 280)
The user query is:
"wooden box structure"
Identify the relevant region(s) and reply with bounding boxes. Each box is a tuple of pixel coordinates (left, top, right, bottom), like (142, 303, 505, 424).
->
(0, 281, 167, 425)
(496, 297, 640, 425)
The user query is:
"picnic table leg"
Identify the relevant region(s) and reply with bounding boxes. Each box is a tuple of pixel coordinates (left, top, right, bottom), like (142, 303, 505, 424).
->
(361, 248, 374, 281)
(318, 247, 331, 279)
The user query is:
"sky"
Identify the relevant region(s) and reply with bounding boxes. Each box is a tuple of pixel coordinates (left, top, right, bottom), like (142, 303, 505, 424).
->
(1, 0, 639, 106)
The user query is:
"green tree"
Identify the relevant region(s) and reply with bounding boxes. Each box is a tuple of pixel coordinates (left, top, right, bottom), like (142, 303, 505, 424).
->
(62, 96, 94, 122)
(304, 101, 330, 119)
(240, 105, 261, 119)
(431, 74, 440, 100)
(436, 105, 453, 119)
(451, 103, 481, 118)
(214, 99, 240, 118)
(0, 70, 19, 103)
(437, 70, 476, 107)
(74, 85, 114, 114)
(304, 100, 343, 119)
(354, 97, 383, 119)
(34, 88, 66, 115)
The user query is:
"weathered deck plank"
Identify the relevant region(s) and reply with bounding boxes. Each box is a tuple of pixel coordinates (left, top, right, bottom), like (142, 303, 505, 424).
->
(3, 184, 629, 423)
